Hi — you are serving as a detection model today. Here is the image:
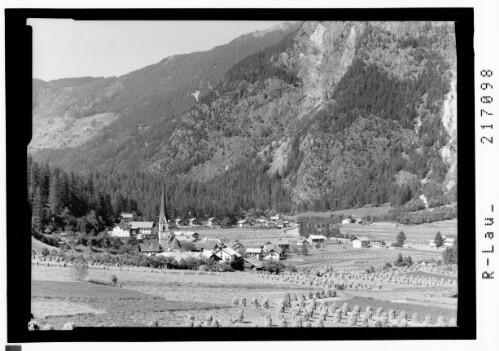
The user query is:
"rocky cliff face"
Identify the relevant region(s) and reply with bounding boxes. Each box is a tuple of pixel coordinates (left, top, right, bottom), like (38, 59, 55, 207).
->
(147, 21, 457, 210)
(31, 21, 457, 212)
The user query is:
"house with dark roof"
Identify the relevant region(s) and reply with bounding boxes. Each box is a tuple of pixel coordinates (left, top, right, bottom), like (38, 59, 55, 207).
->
(243, 258, 264, 271)
(227, 240, 245, 252)
(129, 221, 154, 236)
(272, 239, 290, 253)
(195, 241, 220, 258)
(139, 240, 162, 256)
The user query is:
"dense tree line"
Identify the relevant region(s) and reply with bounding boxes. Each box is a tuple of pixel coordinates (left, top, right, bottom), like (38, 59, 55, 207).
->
(28, 155, 139, 235)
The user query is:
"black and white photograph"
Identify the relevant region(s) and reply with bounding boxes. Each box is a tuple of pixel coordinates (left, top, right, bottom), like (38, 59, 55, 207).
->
(25, 17, 462, 330)
(8, 3, 496, 345)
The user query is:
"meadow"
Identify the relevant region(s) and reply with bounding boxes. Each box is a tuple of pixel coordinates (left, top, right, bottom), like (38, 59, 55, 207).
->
(339, 219, 457, 245)
(31, 252, 457, 328)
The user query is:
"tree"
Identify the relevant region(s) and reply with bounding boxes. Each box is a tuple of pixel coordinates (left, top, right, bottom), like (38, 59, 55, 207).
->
(434, 231, 444, 249)
(301, 244, 309, 256)
(396, 231, 406, 247)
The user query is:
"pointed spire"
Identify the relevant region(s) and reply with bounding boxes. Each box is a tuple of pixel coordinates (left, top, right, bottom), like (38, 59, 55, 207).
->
(159, 184, 168, 225)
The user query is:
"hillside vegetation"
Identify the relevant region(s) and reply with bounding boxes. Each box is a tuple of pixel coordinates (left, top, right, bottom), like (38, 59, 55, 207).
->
(30, 21, 457, 219)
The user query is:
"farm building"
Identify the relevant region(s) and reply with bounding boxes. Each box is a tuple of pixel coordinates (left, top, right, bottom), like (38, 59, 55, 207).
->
(194, 241, 220, 258)
(138, 240, 162, 256)
(129, 221, 154, 236)
(354, 218, 363, 224)
(272, 239, 290, 253)
(207, 217, 217, 227)
(227, 240, 245, 252)
(243, 258, 264, 271)
(270, 214, 283, 221)
(370, 240, 385, 248)
(307, 235, 326, 245)
(342, 218, 352, 224)
(352, 236, 371, 248)
(262, 244, 282, 261)
(120, 213, 135, 223)
(245, 247, 263, 260)
(110, 223, 131, 238)
(188, 218, 197, 226)
(211, 246, 242, 263)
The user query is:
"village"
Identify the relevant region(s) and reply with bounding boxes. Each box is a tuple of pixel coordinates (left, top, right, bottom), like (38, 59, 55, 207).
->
(105, 189, 456, 273)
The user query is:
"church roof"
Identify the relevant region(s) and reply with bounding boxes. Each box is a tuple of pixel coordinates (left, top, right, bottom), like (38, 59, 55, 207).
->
(159, 185, 168, 224)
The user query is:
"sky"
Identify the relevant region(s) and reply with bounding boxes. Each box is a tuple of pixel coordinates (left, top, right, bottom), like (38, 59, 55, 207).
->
(29, 20, 285, 81)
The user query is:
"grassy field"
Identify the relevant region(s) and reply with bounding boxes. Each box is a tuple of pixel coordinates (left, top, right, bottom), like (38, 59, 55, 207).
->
(32, 257, 457, 328)
(339, 219, 457, 244)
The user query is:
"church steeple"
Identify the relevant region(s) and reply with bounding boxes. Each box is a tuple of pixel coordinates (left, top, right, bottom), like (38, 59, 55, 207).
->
(158, 185, 168, 233)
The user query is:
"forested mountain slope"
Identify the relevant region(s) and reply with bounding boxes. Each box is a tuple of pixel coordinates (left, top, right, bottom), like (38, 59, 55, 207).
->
(30, 21, 457, 219)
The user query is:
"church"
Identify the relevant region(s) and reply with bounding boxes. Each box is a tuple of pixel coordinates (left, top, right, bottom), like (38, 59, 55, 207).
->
(157, 186, 182, 251)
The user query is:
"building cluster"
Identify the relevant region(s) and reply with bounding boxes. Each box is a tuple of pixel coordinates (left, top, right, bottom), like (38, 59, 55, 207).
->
(109, 188, 293, 271)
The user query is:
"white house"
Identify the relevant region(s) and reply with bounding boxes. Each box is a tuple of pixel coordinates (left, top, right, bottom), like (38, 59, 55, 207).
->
(262, 244, 283, 261)
(188, 218, 197, 226)
(207, 217, 216, 227)
(342, 218, 352, 224)
(212, 246, 241, 262)
(307, 235, 326, 245)
(352, 236, 371, 249)
(110, 223, 131, 238)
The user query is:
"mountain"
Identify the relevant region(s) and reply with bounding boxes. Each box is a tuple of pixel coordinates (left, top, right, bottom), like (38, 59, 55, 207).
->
(30, 21, 457, 219)
(30, 22, 301, 163)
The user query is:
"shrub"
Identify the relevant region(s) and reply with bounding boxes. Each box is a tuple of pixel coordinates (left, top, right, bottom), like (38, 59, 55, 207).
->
(412, 313, 420, 323)
(264, 316, 272, 327)
(449, 318, 457, 326)
(205, 314, 213, 324)
(111, 275, 118, 285)
(304, 321, 312, 328)
(149, 320, 159, 327)
(232, 297, 239, 306)
(374, 320, 383, 327)
(279, 319, 288, 328)
(72, 260, 88, 281)
(398, 318, 408, 327)
(240, 297, 247, 307)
